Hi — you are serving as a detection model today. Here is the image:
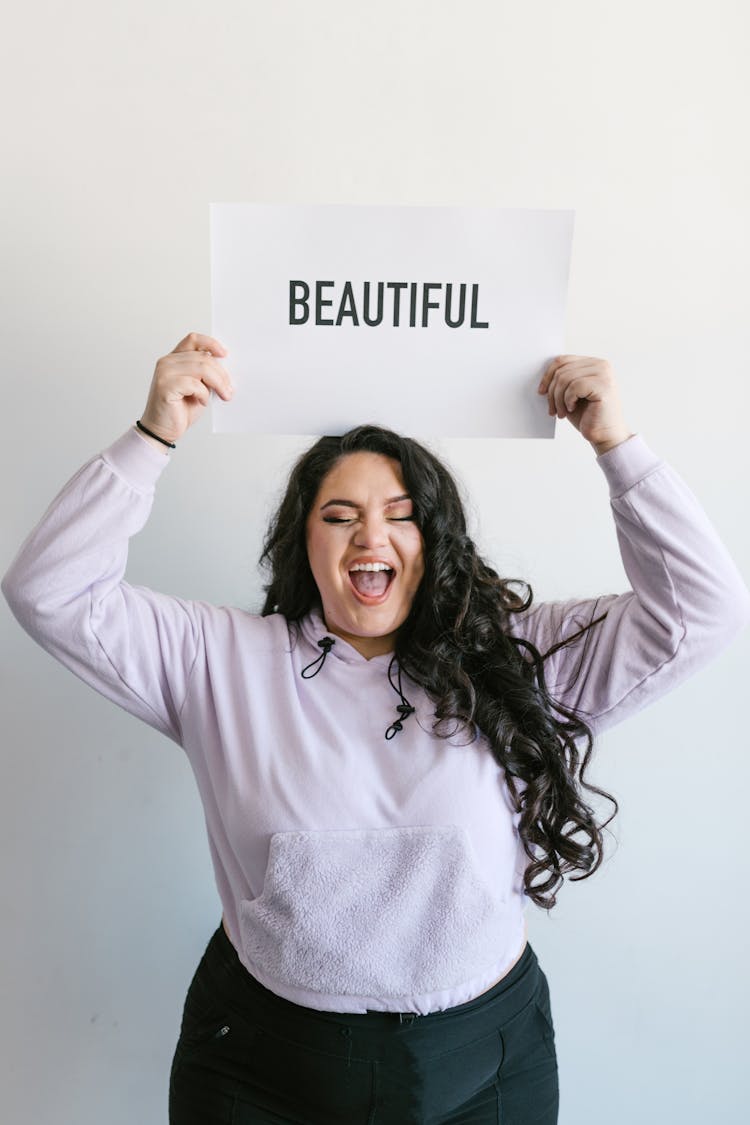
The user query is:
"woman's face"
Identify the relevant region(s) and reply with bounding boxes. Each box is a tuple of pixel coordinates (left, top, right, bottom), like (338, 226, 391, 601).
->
(305, 452, 425, 659)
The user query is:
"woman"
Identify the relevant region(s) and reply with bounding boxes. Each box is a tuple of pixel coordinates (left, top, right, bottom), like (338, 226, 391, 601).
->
(3, 332, 748, 1125)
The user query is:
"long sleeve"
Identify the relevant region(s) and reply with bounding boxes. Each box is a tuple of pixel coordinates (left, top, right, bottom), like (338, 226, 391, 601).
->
(2, 427, 202, 744)
(508, 434, 750, 734)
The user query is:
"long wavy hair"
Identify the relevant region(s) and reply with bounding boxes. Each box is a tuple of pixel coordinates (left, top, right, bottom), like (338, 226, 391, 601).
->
(260, 424, 618, 909)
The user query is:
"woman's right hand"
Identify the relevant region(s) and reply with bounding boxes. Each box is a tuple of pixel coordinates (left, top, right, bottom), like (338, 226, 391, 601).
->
(139, 332, 234, 446)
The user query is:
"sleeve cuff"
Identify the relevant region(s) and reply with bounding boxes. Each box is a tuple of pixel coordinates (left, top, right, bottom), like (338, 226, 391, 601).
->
(596, 433, 664, 499)
(99, 426, 173, 494)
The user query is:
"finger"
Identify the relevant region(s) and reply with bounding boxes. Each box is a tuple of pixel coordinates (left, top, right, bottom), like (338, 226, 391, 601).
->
(538, 355, 586, 393)
(196, 357, 234, 400)
(162, 352, 234, 399)
(548, 367, 588, 418)
(187, 368, 230, 403)
(539, 356, 608, 394)
(561, 375, 602, 413)
(191, 383, 211, 409)
(553, 358, 611, 388)
(554, 360, 615, 408)
(544, 360, 602, 412)
(538, 356, 563, 393)
(551, 372, 569, 418)
(544, 367, 571, 416)
(167, 375, 212, 407)
(171, 331, 228, 356)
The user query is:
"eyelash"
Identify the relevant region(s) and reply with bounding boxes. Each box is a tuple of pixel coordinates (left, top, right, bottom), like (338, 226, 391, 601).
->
(322, 516, 415, 524)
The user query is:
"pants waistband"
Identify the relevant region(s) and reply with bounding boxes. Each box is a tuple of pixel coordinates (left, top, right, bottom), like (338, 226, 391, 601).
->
(204, 921, 541, 1049)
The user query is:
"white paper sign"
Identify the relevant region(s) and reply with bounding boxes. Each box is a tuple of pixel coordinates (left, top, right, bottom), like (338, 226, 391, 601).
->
(210, 204, 574, 438)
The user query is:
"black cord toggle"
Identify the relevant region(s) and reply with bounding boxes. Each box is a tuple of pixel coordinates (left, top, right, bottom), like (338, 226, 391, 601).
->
(301, 636, 336, 678)
(385, 702, 416, 740)
(385, 657, 416, 740)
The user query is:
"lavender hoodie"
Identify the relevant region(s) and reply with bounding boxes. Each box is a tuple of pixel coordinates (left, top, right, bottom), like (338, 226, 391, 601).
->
(2, 427, 748, 1014)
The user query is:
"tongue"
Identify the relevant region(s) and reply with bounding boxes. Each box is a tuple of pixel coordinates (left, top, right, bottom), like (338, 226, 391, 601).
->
(350, 569, 390, 597)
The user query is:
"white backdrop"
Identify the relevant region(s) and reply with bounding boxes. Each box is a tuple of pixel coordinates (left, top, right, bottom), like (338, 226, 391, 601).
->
(1, 2, 748, 1123)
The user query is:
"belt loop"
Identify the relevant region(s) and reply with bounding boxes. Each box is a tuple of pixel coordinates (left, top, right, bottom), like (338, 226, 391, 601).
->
(398, 1012, 417, 1025)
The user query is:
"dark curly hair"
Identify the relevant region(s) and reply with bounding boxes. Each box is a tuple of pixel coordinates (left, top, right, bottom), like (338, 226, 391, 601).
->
(260, 424, 618, 909)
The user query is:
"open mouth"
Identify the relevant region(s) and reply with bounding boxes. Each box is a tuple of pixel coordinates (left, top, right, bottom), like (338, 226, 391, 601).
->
(348, 563, 395, 602)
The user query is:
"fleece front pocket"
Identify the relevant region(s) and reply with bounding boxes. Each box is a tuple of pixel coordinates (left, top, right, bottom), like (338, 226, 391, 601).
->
(239, 824, 507, 1002)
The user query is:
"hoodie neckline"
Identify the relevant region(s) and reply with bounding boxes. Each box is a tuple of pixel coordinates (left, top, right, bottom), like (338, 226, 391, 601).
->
(300, 609, 397, 670)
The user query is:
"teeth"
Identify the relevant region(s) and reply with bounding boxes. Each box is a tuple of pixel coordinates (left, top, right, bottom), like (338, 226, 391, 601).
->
(350, 563, 393, 572)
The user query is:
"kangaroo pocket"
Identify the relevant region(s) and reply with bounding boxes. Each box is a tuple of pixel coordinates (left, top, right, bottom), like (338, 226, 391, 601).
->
(238, 825, 507, 1002)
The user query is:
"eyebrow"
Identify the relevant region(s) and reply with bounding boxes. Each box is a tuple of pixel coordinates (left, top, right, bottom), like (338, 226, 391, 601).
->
(319, 494, 412, 511)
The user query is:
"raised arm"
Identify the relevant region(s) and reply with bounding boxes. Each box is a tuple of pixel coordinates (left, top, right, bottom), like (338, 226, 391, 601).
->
(1, 332, 235, 744)
(508, 357, 750, 733)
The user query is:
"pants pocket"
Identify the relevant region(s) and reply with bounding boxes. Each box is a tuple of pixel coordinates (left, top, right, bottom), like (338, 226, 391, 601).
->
(169, 1009, 261, 1122)
(172, 953, 257, 1072)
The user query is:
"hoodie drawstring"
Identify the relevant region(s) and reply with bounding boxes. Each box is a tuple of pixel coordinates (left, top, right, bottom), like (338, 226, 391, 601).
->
(299, 636, 415, 739)
(385, 657, 416, 740)
(301, 636, 336, 678)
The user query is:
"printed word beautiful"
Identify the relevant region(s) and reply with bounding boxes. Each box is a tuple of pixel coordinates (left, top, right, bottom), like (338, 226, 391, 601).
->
(289, 281, 489, 328)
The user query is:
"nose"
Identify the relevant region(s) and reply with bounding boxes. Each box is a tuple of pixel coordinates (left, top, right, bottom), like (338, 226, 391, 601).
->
(353, 512, 389, 549)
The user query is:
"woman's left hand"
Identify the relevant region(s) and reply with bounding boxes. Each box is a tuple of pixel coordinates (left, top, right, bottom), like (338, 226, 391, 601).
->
(538, 355, 633, 455)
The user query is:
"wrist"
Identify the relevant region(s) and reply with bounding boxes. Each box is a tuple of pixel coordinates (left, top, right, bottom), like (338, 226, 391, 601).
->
(591, 429, 634, 456)
(593, 423, 634, 454)
(134, 421, 174, 455)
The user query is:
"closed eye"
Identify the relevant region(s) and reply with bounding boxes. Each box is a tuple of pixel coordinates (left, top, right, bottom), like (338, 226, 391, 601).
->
(323, 515, 414, 524)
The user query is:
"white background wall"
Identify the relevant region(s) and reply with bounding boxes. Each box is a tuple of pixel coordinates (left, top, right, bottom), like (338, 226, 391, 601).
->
(2, 2, 748, 1122)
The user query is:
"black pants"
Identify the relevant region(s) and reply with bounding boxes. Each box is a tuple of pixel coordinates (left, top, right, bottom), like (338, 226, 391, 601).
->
(169, 923, 559, 1124)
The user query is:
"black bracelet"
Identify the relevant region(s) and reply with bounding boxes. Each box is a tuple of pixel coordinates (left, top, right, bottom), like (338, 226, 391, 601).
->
(136, 420, 176, 449)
